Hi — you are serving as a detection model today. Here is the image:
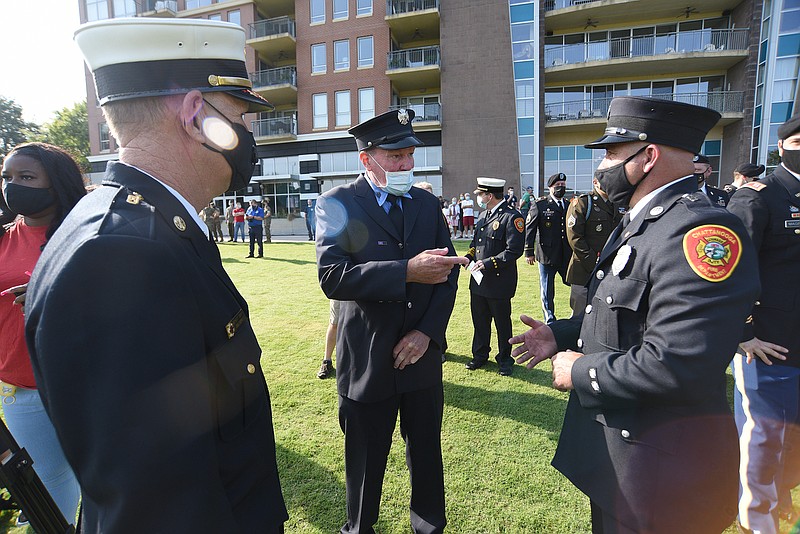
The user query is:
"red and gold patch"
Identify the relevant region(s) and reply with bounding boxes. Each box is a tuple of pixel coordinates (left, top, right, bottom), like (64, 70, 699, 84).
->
(742, 182, 766, 191)
(514, 217, 525, 233)
(682, 225, 743, 282)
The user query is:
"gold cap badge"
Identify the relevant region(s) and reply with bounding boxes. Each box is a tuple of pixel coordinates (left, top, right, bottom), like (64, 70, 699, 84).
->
(173, 216, 187, 232)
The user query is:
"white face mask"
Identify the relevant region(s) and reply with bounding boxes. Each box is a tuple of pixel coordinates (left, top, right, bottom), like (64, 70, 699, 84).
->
(369, 155, 414, 196)
(477, 194, 487, 209)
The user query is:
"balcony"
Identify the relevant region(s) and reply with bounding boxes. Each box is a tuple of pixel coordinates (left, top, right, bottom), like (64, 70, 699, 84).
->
(251, 67, 297, 107)
(251, 0, 294, 18)
(247, 17, 296, 64)
(545, 91, 744, 132)
(389, 102, 441, 130)
(140, 0, 178, 17)
(545, 28, 749, 83)
(386, 0, 440, 44)
(252, 116, 297, 143)
(386, 46, 441, 92)
(545, 0, 745, 31)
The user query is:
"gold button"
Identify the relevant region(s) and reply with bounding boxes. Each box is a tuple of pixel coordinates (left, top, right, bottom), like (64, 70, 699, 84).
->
(246, 364, 256, 374)
(795, 229, 800, 235)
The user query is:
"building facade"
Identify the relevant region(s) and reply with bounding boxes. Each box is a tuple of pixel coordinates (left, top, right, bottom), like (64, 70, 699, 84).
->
(79, 0, 797, 233)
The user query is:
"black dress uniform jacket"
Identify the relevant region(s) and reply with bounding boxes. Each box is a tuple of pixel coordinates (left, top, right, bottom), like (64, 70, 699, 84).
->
(549, 176, 759, 532)
(727, 164, 800, 362)
(565, 193, 622, 287)
(316, 175, 458, 402)
(524, 196, 571, 268)
(24, 163, 288, 533)
(705, 184, 730, 208)
(465, 201, 525, 300)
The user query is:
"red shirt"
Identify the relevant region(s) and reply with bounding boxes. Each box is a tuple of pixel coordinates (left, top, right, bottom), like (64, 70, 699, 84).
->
(233, 207, 245, 223)
(0, 220, 47, 388)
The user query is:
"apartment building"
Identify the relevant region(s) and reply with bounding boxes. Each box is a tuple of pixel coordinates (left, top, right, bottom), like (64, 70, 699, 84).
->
(79, 0, 798, 233)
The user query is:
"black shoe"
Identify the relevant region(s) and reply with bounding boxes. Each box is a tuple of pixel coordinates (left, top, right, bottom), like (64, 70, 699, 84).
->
(246, 254, 254, 258)
(317, 360, 335, 379)
(257, 254, 263, 258)
(465, 358, 488, 371)
(499, 365, 514, 377)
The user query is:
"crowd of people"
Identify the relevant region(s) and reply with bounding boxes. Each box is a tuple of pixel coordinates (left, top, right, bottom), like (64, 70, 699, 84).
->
(1, 15, 798, 534)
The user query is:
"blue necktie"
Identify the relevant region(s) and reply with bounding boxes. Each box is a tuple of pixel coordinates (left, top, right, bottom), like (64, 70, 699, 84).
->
(386, 194, 404, 237)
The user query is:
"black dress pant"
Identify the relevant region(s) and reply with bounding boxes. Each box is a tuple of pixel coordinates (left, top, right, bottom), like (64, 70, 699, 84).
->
(470, 293, 513, 367)
(249, 225, 263, 256)
(338, 385, 446, 534)
(590, 501, 638, 534)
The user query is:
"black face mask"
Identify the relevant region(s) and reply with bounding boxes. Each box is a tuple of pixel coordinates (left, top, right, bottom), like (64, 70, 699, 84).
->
(2, 182, 56, 216)
(593, 145, 649, 209)
(200, 100, 258, 193)
(694, 173, 706, 186)
(552, 186, 566, 199)
(781, 148, 800, 174)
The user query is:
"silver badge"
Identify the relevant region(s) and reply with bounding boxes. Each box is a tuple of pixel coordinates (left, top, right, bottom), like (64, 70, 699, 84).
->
(611, 245, 632, 276)
(596, 224, 603, 232)
(649, 206, 664, 216)
(173, 216, 187, 232)
(397, 109, 409, 125)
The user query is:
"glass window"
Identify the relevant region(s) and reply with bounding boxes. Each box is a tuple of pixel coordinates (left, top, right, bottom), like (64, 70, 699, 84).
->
(99, 123, 111, 152)
(703, 140, 721, 156)
(559, 146, 575, 160)
(774, 80, 797, 101)
(208, 13, 222, 21)
(228, 10, 241, 26)
(113, 0, 136, 17)
(780, 10, 800, 33)
(333, 0, 348, 20)
(86, 0, 109, 21)
(310, 0, 325, 24)
(311, 43, 326, 73)
(516, 80, 535, 98)
(519, 137, 535, 155)
(514, 61, 535, 79)
(186, 0, 212, 8)
(313, 93, 327, 129)
(772, 102, 794, 123)
(357, 0, 372, 16)
(335, 91, 351, 127)
(777, 33, 800, 56)
(510, 3, 535, 23)
(518, 118, 535, 136)
(334, 40, 350, 70)
(775, 57, 800, 79)
(359, 88, 374, 122)
(358, 36, 374, 67)
(544, 146, 559, 161)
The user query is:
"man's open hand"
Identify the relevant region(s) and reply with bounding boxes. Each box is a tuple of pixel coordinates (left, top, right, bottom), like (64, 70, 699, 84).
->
(407, 248, 468, 284)
(509, 314, 558, 369)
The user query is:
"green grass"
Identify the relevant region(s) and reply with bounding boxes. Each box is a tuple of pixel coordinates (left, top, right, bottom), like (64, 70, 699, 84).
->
(3, 240, 795, 532)
(228, 240, 585, 533)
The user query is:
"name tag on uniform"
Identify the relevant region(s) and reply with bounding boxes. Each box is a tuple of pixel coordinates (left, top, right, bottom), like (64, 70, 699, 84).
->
(785, 220, 800, 229)
(377, 240, 388, 246)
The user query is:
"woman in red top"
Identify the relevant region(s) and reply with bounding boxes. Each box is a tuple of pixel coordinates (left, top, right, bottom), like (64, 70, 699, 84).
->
(1, 142, 86, 525)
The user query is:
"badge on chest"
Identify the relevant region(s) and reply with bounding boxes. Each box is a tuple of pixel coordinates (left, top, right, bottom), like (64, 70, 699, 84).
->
(611, 245, 632, 276)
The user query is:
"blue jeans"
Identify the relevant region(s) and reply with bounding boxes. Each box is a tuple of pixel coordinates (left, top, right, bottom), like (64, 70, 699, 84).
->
(3, 387, 80, 523)
(538, 263, 559, 324)
(233, 221, 245, 242)
(732, 354, 800, 533)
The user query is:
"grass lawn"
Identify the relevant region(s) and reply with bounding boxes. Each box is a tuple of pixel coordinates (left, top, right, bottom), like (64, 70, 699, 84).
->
(2, 239, 792, 532)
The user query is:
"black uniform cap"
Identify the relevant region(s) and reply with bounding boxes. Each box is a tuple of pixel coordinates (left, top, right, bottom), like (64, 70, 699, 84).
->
(548, 173, 567, 186)
(585, 97, 720, 154)
(349, 109, 424, 151)
(693, 154, 710, 164)
(735, 163, 766, 177)
(777, 114, 800, 140)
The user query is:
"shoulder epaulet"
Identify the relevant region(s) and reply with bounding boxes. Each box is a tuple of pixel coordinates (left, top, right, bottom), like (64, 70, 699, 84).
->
(570, 196, 579, 205)
(741, 182, 767, 192)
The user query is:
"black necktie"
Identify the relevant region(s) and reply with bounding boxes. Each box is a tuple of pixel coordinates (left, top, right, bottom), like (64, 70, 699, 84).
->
(386, 194, 404, 237)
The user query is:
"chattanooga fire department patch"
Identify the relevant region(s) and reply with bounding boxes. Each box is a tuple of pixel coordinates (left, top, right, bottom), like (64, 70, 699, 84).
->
(682, 224, 743, 282)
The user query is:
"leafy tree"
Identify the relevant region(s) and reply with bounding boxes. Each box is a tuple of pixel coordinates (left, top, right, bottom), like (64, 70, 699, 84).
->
(34, 101, 90, 172)
(0, 96, 38, 158)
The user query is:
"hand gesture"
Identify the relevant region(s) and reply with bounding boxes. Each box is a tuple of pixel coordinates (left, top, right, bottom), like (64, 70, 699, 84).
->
(406, 248, 469, 284)
(509, 314, 557, 369)
(740, 337, 788, 365)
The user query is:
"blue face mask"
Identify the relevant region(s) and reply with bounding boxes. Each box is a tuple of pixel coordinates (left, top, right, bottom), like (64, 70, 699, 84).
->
(477, 194, 487, 209)
(369, 156, 414, 196)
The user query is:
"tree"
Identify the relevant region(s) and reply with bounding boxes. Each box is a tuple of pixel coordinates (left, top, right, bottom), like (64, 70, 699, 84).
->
(0, 96, 38, 158)
(34, 101, 90, 172)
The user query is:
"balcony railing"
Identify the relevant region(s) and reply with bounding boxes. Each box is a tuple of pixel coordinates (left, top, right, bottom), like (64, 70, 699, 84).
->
(389, 102, 441, 122)
(251, 116, 297, 137)
(544, 0, 601, 10)
(387, 0, 439, 15)
(387, 46, 441, 70)
(544, 91, 745, 122)
(251, 67, 297, 89)
(249, 16, 296, 40)
(545, 28, 749, 67)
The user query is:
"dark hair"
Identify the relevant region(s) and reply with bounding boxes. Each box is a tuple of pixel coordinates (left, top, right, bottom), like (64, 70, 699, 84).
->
(5, 143, 87, 244)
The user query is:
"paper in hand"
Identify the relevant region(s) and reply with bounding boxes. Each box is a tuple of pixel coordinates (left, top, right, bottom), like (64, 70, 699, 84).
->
(468, 262, 483, 285)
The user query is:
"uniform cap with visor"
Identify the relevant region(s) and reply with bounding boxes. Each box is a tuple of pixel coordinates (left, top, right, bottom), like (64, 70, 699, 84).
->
(74, 18, 273, 113)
